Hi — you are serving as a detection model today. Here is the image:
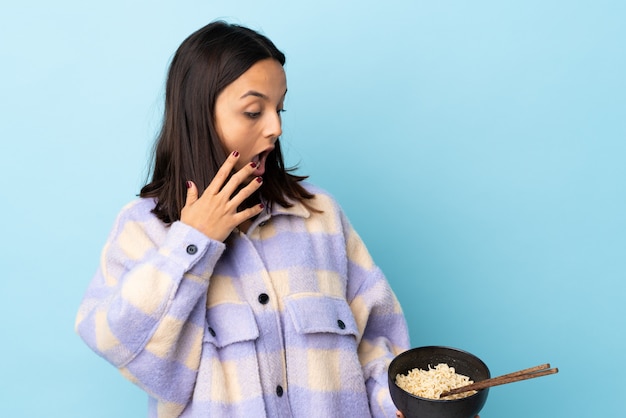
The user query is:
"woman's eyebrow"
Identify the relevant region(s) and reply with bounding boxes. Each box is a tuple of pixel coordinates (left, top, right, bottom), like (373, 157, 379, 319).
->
(240, 89, 288, 100)
(240, 90, 268, 100)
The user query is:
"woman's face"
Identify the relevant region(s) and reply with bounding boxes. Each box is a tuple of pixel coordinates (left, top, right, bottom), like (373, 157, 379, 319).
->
(214, 58, 287, 177)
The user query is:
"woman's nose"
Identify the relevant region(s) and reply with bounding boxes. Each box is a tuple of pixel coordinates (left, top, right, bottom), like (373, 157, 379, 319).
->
(264, 111, 282, 139)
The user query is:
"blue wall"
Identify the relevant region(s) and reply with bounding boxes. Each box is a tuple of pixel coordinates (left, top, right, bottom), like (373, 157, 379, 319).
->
(1, 1, 624, 416)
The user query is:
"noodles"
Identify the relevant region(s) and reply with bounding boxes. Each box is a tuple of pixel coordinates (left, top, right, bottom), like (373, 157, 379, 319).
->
(395, 363, 477, 400)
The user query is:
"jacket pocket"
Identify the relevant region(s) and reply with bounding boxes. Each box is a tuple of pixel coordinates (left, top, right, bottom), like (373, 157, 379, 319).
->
(203, 302, 260, 348)
(284, 293, 359, 338)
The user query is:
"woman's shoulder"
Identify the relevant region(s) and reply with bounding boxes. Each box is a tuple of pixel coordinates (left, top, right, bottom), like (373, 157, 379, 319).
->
(107, 197, 164, 233)
(117, 197, 158, 219)
(298, 181, 341, 210)
(300, 181, 338, 203)
(103, 197, 169, 242)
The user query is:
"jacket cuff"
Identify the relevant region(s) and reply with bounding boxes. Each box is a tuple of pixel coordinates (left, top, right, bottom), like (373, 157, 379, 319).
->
(160, 221, 226, 280)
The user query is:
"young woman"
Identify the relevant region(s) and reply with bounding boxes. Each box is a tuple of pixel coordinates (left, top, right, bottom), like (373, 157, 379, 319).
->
(76, 21, 410, 417)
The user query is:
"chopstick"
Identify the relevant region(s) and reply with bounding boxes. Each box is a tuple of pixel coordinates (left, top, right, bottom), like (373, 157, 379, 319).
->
(439, 363, 558, 398)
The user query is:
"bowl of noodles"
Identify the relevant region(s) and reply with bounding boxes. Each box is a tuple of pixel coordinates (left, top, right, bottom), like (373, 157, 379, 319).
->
(388, 346, 490, 418)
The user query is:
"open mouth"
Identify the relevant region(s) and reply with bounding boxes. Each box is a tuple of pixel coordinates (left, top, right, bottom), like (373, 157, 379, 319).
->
(255, 147, 274, 162)
(251, 147, 274, 175)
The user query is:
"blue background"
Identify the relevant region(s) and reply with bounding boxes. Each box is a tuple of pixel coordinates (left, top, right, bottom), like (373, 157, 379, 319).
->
(1, 0, 624, 416)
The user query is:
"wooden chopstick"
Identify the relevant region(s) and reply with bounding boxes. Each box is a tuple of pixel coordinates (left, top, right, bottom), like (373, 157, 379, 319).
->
(439, 363, 558, 398)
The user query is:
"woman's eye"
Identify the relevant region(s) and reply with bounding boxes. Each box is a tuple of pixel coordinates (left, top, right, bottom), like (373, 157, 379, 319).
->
(277, 108, 286, 115)
(245, 112, 261, 119)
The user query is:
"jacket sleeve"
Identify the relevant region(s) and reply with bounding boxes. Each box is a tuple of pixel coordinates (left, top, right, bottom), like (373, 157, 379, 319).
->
(75, 201, 225, 416)
(341, 211, 410, 418)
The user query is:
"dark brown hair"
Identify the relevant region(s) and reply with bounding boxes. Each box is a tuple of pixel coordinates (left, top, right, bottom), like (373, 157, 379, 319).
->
(140, 21, 314, 224)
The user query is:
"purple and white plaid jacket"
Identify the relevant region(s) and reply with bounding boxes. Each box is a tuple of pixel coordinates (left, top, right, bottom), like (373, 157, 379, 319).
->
(76, 183, 409, 417)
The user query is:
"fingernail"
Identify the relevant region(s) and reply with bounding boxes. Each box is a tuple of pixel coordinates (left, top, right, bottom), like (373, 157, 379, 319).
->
(255, 177, 263, 183)
(186, 181, 192, 189)
(232, 151, 239, 157)
(249, 162, 257, 168)
(259, 203, 264, 210)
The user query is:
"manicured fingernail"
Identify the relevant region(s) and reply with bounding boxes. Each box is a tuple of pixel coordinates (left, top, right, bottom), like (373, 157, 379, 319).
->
(186, 181, 192, 188)
(255, 177, 263, 183)
(259, 203, 264, 210)
(232, 151, 239, 157)
(249, 162, 257, 168)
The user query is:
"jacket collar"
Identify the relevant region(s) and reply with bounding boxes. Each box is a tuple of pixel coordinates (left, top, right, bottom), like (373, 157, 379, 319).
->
(258, 196, 311, 222)
(272, 200, 311, 219)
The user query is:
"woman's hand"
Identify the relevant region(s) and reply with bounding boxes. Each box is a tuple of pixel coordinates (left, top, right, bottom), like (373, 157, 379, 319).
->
(396, 413, 479, 418)
(181, 151, 264, 242)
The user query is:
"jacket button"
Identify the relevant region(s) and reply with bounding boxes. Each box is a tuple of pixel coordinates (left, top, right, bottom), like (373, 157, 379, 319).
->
(258, 293, 269, 304)
(337, 319, 346, 330)
(259, 221, 268, 227)
(186, 244, 198, 255)
(208, 327, 216, 337)
(276, 385, 284, 397)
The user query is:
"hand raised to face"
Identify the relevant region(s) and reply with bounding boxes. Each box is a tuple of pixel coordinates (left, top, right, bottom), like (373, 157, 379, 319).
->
(181, 151, 264, 242)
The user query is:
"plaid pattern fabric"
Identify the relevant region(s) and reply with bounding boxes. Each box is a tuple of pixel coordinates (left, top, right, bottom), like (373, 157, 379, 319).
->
(76, 183, 409, 417)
